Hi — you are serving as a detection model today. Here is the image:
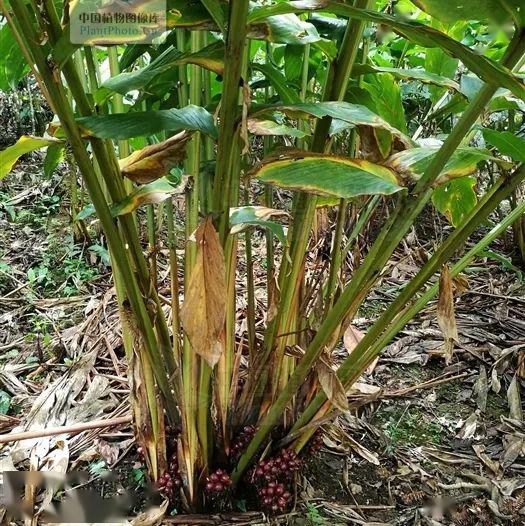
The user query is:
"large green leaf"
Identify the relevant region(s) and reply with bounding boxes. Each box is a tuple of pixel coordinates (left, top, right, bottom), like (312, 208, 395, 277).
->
(412, 0, 524, 27)
(251, 153, 404, 198)
(103, 41, 224, 95)
(362, 73, 407, 134)
(352, 64, 460, 92)
(432, 176, 478, 227)
(200, 0, 227, 32)
(77, 105, 217, 140)
(251, 63, 301, 104)
(0, 24, 29, 92)
(229, 206, 288, 245)
(1, 136, 63, 180)
(247, 1, 525, 100)
(385, 147, 501, 184)
(482, 129, 525, 162)
(43, 144, 65, 179)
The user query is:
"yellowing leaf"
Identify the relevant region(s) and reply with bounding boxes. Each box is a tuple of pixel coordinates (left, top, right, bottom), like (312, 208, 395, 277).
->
(251, 152, 404, 198)
(316, 360, 349, 412)
(1, 136, 63, 180)
(437, 265, 458, 364)
(386, 147, 507, 185)
(111, 175, 188, 216)
(180, 218, 226, 368)
(119, 131, 192, 183)
(432, 176, 478, 227)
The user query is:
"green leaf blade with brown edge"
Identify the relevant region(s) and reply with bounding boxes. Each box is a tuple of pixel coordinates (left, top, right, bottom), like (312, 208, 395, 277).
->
(431, 176, 478, 227)
(253, 101, 416, 151)
(385, 146, 504, 185)
(251, 154, 404, 199)
(481, 129, 525, 162)
(77, 105, 218, 140)
(351, 64, 461, 93)
(118, 131, 192, 184)
(247, 118, 308, 138)
(180, 218, 227, 368)
(111, 175, 188, 217)
(1, 136, 64, 180)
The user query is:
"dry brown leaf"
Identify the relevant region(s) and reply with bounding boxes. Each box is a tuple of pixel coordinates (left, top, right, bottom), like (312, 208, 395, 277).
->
(472, 444, 500, 476)
(316, 360, 349, 412)
(119, 131, 191, 183)
(507, 375, 523, 421)
(181, 217, 226, 368)
(343, 324, 364, 353)
(130, 500, 168, 526)
(474, 365, 488, 412)
(343, 324, 378, 374)
(437, 265, 459, 364)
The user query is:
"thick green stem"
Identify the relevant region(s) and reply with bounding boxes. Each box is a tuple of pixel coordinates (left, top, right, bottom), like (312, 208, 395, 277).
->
(263, 0, 373, 400)
(234, 27, 525, 481)
(292, 166, 525, 447)
(5, 0, 178, 418)
(39, 0, 177, 380)
(213, 0, 250, 242)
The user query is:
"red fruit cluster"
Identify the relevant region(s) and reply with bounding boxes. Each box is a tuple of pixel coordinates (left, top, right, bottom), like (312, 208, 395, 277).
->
(165, 425, 181, 454)
(254, 449, 301, 482)
(258, 482, 292, 513)
(205, 468, 232, 495)
(230, 425, 256, 459)
(157, 452, 182, 502)
(305, 431, 323, 456)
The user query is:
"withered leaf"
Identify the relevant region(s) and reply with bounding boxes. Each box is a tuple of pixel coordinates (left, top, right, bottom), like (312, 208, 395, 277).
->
(119, 131, 192, 183)
(507, 375, 523, 421)
(343, 324, 364, 353)
(180, 218, 226, 368)
(316, 359, 349, 412)
(343, 324, 378, 374)
(437, 264, 459, 364)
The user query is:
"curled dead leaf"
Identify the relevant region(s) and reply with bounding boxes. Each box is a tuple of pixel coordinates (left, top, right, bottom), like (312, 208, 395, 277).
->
(119, 131, 192, 183)
(130, 500, 168, 526)
(181, 218, 226, 368)
(316, 359, 349, 412)
(437, 265, 459, 364)
(507, 375, 523, 421)
(343, 324, 378, 374)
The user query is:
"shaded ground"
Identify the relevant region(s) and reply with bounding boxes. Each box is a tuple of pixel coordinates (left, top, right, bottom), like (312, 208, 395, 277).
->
(1, 160, 524, 525)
